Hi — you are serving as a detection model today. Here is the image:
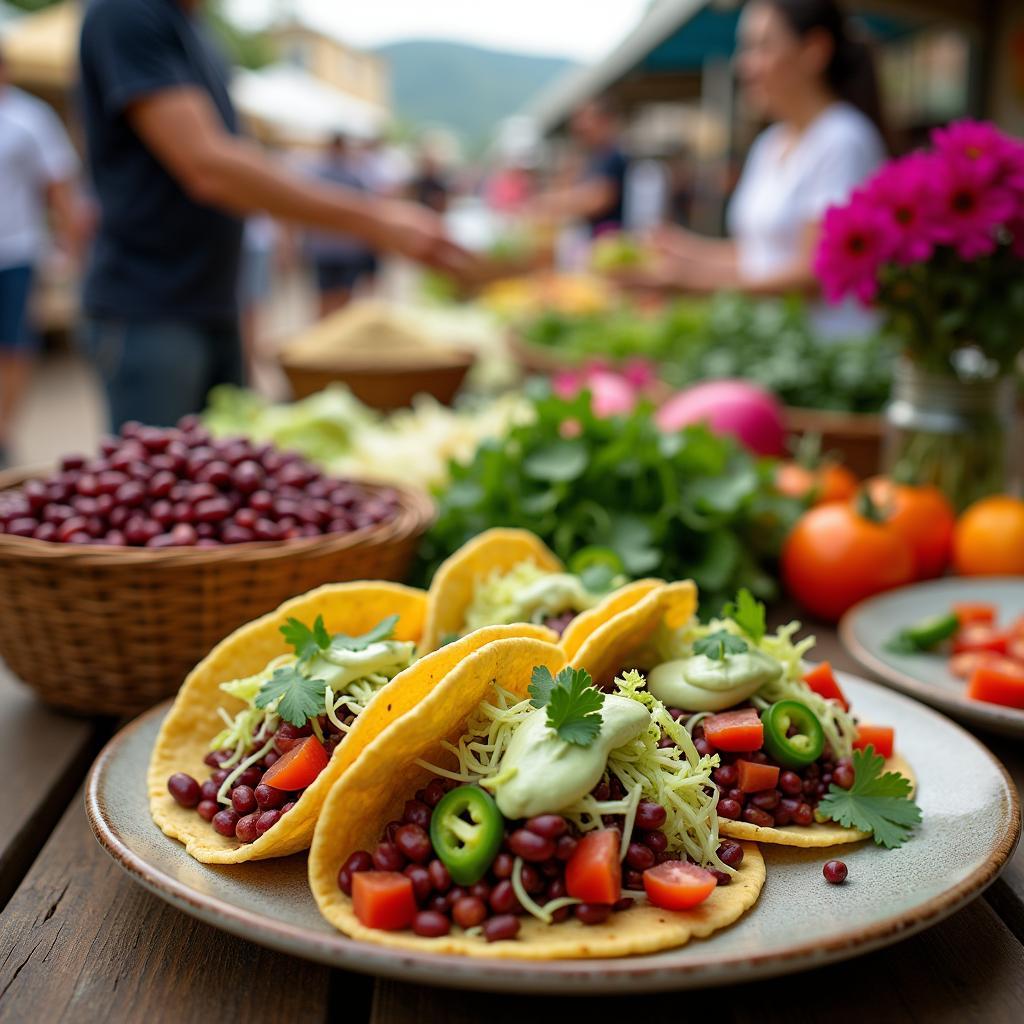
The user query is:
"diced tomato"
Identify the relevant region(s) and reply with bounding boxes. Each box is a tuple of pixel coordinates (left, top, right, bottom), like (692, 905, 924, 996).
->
(803, 662, 849, 711)
(853, 724, 895, 759)
(703, 708, 764, 753)
(967, 663, 1024, 709)
(953, 624, 1009, 656)
(351, 871, 416, 930)
(565, 829, 621, 905)
(261, 735, 329, 791)
(950, 651, 999, 680)
(736, 759, 780, 793)
(1007, 636, 1024, 664)
(643, 861, 717, 911)
(953, 602, 996, 627)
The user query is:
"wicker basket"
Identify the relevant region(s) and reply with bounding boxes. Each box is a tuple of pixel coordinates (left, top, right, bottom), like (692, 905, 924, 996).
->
(0, 469, 434, 715)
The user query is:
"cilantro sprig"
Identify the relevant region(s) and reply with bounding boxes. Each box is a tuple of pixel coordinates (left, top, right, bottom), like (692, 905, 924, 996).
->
(722, 587, 766, 642)
(255, 666, 325, 727)
(529, 665, 605, 747)
(693, 630, 748, 660)
(817, 745, 922, 849)
(280, 613, 399, 662)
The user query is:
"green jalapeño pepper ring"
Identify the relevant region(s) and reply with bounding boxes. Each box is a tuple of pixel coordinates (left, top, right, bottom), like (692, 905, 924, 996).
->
(761, 700, 825, 769)
(429, 785, 505, 885)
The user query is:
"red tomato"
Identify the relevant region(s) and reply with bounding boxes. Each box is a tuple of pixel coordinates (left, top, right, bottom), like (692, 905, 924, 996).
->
(952, 625, 1009, 657)
(967, 663, 1024, 709)
(950, 651, 998, 680)
(803, 662, 849, 711)
(565, 829, 621, 905)
(776, 462, 859, 505)
(864, 478, 955, 579)
(643, 861, 717, 911)
(953, 603, 997, 627)
(736, 759, 780, 793)
(782, 502, 915, 622)
(853, 724, 895, 759)
(351, 872, 417, 931)
(703, 708, 764, 753)
(261, 735, 329, 791)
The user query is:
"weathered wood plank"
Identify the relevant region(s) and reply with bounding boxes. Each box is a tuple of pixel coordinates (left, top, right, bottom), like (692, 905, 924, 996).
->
(370, 899, 1024, 1024)
(0, 790, 342, 1024)
(0, 665, 106, 907)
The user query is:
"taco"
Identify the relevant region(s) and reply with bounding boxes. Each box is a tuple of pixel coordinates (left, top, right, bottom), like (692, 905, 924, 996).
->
(309, 636, 765, 958)
(420, 528, 653, 653)
(149, 579, 556, 864)
(571, 582, 917, 849)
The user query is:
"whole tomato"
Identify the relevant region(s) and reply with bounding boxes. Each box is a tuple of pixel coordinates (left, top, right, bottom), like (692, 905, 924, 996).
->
(775, 461, 859, 506)
(782, 499, 915, 621)
(954, 496, 1024, 575)
(864, 477, 955, 579)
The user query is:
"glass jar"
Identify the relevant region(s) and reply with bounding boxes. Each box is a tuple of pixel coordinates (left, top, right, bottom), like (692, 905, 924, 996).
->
(884, 358, 1020, 511)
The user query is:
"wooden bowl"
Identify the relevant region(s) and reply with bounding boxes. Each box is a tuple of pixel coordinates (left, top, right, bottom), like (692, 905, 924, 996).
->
(783, 406, 885, 478)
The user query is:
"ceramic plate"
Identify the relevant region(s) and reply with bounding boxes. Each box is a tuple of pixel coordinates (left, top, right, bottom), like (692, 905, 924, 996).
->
(841, 577, 1024, 738)
(86, 673, 1019, 995)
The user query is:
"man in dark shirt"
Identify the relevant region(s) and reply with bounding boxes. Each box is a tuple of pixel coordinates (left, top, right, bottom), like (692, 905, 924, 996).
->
(79, 0, 474, 428)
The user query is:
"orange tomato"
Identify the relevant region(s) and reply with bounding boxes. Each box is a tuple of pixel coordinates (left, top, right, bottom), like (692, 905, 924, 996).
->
(782, 502, 915, 622)
(352, 872, 417, 931)
(261, 735, 329, 791)
(863, 478, 955, 579)
(643, 861, 717, 911)
(776, 462, 859, 505)
(853, 724, 895, 759)
(803, 662, 849, 710)
(953, 602, 997, 627)
(702, 708, 764, 752)
(953, 496, 1024, 576)
(565, 829, 621, 905)
(736, 759, 780, 793)
(966, 663, 1024, 709)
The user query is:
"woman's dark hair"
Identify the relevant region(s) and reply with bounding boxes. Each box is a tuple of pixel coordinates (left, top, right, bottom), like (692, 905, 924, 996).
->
(765, 0, 888, 145)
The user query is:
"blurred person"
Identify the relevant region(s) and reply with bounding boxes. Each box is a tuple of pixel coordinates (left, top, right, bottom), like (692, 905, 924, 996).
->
(0, 44, 88, 467)
(78, 0, 477, 430)
(305, 133, 378, 317)
(627, 0, 887, 339)
(527, 97, 629, 236)
(623, 157, 669, 232)
(410, 146, 450, 215)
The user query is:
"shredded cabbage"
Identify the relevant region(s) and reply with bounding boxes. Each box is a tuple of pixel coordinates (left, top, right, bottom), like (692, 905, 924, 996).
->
(645, 616, 856, 757)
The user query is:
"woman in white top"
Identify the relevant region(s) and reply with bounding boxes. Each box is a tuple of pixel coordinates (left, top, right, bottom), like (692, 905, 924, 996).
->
(640, 0, 887, 339)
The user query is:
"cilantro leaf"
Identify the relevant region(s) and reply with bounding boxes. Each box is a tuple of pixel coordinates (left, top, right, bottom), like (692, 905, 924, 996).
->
(255, 665, 325, 727)
(817, 745, 922, 849)
(693, 630, 749, 660)
(280, 614, 331, 661)
(722, 588, 766, 642)
(328, 614, 399, 654)
(529, 665, 605, 746)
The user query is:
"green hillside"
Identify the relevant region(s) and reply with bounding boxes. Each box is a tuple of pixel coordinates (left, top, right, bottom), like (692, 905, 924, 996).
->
(376, 39, 577, 146)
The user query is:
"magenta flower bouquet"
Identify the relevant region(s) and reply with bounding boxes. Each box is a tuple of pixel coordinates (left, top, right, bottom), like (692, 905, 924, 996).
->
(815, 121, 1024, 506)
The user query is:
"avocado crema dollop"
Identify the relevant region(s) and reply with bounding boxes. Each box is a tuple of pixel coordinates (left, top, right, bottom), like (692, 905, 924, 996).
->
(487, 695, 650, 819)
(646, 649, 783, 713)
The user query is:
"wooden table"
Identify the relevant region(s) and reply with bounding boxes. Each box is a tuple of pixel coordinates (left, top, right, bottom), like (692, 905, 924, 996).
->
(2, 624, 1023, 1024)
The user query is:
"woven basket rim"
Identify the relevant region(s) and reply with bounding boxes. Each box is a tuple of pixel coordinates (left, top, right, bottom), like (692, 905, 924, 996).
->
(0, 466, 434, 567)
(279, 348, 476, 375)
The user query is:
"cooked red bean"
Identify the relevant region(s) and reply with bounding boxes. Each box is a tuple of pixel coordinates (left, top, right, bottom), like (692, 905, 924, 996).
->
(717, 840, 744, 868)
(624, 869, 645, 890)
(235, 813, 260, 843)
(525, 814, 568, 839)
(793, 802, 814, 826)
(427, 859, 452, 893)
(196, 799, 218, 822)
(200, 780, 219, 802)
(779, 770, 803, 795)
(613, 897, 635, 911)
(712, 764, 738, 788)
(824, 860, 848, 884)
(395, 823, 432, 864)
(833, 763, 855, 789)
(372, 842, 405, 872)
(508, 829, 555, 862)
(412, 911, 451, 937)
(280, 801, 296, 814)
(404, 864, 433, 903)
(384, 820, 402, 843)
(710, 869, 731, 886)
(255, 810, 281, 836)
(254, 783, 284, 810)
(427, 895, 449, 915)
(554, 834, 579, 861)
(167, 773, 201, 808)
(716, 798, 742, 819)
(742, 806, 775, 828)
(635, 800, 667, 830)
(751, 790, 780, 811)
(642, 829, 668, 854)
(211, 809, 239, 837)
(489, 880, 519, 914)
(237, 766, 262, 788)
(402, 799, 432, 830)
(518, 864, 544, 894)
(467, 881, 491, 902)
(546, 878, 567, 900)
(575, 903, 612, 925)
(452, 896, 487, 929)
(231, 785, 257, 815)
(483, 915, 520, 942)
(540, 858, 561, 878)
(625, 842, 655, 871)
(422, 779, 447, 807)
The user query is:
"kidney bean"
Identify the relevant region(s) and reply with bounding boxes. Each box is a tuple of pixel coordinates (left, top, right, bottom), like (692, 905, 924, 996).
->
(779, 770, 803, 795)
(483, 915, 520, 942)
(453, 896, 487, 930)
(525, 814, 567, 839)
(237, 766, 262, 788)
(231, 785, 257, 815)
(717, 840, 744, 869)
(336, 851, 372, 896)
(211, 809, 239, 837)
(427, 859, 451, 893)
(395, 824, 432, 864)
(642, 830, 668, 854)
(404, 864, 433, 903)
(508, 829, 555, 862)
(833, 763, 855, 789)
(402, 799, 432, 830)
(634, 800, 668, 830)
(235, 813, 260, 843)
(751, 790, 780, 811)
(518, 864, 544, 895)
(626, 842, 655, 872)
(540, 858, 561, 878)
(793, 802, 814, 826)
(824, 860, 848, 884)
(384, 820, 402, 844)
(554, 835, 578, 861)
(197, 800, 218, 822)
(167, 773, 200, 808)
(716, 798, 742, 819)
(614, 897, 636, 911)
(713, 764, 738, 788)
(742, 806, 775, 828)
(412, 911, 451, 937)
(710, 869, 732, 886)
(489, 880, 519, 915)
(575, 903, 612, 926)
(254, 784, 285, 810)
(372, 843, 405, 872)
(255, 810, 281, 836)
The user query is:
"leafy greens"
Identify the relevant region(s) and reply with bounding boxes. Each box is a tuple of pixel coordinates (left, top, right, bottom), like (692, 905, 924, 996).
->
(529, 665, 604, 746)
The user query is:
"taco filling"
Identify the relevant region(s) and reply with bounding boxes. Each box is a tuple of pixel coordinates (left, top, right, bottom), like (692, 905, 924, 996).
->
(165, 613, 415, 845)
(335, 664, 743, 942)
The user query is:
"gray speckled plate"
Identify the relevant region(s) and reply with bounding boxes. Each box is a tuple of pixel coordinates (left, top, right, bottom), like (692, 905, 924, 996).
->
(86, 673, 1019, 995)
(841, 577, 1024, 739)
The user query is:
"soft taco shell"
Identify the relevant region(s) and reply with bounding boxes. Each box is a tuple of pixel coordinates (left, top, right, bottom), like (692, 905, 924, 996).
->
(309, 635, 765, 958)
(719, 753, 916, 847)
(559, 579, 665, 663)
(149, 577, 557, 865)
(421, 528, 563, 654)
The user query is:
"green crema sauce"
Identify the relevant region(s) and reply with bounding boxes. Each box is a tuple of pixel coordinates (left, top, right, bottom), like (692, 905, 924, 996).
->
(646, 650, 783, 712)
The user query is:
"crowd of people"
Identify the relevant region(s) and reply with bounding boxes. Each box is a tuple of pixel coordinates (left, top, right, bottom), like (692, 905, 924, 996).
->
(0, 0, 912, 463)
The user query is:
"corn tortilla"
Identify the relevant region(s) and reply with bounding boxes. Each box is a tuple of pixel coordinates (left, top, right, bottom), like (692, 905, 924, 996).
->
(559, 578, 665, 663)
(309, 635, 766, 958)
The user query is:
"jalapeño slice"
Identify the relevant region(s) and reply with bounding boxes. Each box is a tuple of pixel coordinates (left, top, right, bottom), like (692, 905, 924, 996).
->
(429, 785, 504, 885)
(761, 700, 825, 769)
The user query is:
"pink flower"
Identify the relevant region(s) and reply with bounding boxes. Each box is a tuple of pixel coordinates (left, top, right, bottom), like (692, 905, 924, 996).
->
(864, 154, 940, 264)
(815, 193, 895, 305)
(931, 120, 1015, 185)
(931, 155, 1017, 260)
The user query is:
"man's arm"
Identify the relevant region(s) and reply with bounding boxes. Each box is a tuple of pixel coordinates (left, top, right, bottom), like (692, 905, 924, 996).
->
(527, 178, 616, 224)
(127, 86, 477, 279)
